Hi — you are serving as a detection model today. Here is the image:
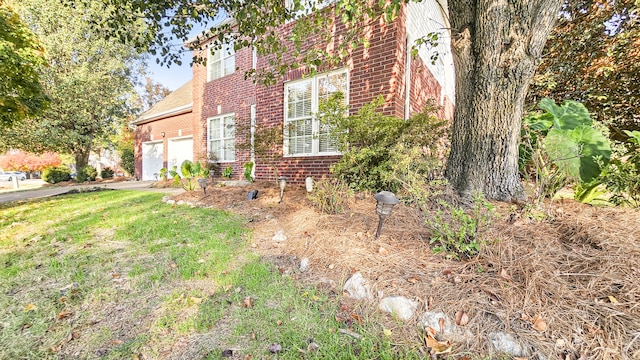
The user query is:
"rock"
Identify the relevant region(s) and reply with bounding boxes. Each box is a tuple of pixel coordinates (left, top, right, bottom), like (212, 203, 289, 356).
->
(300, 258, 310, 272)
(343, 272, 373, 301)
(161, 196, 170, 202)
(176, 200, 185, 206)
(166, 199, 176, 205)
(379, 296, 418, 321)
(272, 230, 287, 242)
(418, 311, 473, 343)
(488, 332, 529, 357)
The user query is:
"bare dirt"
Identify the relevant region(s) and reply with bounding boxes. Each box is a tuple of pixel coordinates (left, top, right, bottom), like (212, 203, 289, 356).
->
(173, 180, 640, 360)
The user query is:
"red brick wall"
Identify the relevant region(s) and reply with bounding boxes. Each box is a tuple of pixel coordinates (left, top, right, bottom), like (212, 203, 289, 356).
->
(192, 45, 256, 180)
(133, 111, 193, 179)
(190, 4, 448, 184)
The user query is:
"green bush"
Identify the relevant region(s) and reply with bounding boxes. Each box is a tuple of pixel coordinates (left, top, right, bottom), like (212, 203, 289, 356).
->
(100, 167, 114, 179)
(307, 177, 353, 214)
(222, 166, 233, 179)
(321, 94, 448, 193)
(42, 166, 71, 184)
(169, 160, 210, 191)
(119, 147, 135, 176)
(428, 193, 495, 260)
(76, 165, 97, 182)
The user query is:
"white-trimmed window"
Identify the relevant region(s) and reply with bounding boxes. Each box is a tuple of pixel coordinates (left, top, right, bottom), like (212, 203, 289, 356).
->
(208, 114, 236, 162)
(208, 41, 235, 81)
(284, 68, 348, 156)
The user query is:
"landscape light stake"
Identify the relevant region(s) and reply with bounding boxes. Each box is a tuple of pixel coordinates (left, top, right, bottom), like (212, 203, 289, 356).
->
(278, 176, 287, 203)
(374, 191, 399, 239)
(198, 178, 208, 195)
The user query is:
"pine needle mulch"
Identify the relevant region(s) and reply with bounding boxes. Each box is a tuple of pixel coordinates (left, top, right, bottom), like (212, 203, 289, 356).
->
(176, 181, 640, 359)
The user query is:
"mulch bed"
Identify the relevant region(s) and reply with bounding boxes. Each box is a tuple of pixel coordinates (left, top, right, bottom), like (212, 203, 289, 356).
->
(172, 180, 640, 360)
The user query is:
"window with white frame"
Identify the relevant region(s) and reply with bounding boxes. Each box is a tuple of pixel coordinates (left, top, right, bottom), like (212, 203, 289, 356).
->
(208, 41, 235, 81)
(284, 69, 348, 156)
(208, 114, 235, 162)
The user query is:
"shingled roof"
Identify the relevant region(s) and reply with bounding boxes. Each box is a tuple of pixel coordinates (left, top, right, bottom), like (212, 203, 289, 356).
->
(131, 80, 193, 125)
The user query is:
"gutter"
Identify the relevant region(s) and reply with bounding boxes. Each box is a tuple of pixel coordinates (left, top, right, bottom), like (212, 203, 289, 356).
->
(129, 103, 193, 127)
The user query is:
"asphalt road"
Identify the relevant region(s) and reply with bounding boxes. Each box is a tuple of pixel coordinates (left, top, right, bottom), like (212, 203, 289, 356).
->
(0, 180, 183, 204)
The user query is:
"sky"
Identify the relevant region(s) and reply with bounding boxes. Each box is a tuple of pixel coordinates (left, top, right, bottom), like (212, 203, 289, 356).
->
(146, 51, 194, 91)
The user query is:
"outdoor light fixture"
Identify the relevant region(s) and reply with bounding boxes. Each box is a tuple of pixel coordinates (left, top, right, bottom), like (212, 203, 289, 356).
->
(278, 176, 287, 203)
(161, 132, 166, 138)
(374, 191, 399, 239)
(198, 178, 208, 195)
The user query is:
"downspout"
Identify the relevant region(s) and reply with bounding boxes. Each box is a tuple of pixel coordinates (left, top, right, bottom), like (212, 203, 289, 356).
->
(404, 34, 412, 120)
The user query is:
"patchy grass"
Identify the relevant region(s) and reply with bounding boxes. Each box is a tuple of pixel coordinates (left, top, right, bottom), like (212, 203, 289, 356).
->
(0, 191, 415, 359)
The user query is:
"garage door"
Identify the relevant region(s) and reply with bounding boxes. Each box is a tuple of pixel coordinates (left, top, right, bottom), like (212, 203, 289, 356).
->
(168, 136, 193, 177)
(142, 141, 164, 181)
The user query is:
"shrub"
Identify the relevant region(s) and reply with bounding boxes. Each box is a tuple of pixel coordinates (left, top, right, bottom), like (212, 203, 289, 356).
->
(119, 147, 135, 176)
(222, 166, 233, 179)
(243, 162, 254, 182)
(169, 160, 210, 191)
(520, 98, 611, 202)
(321, 94, 448, 193)
(428, 193, 495, 260)
(307, 177, 353, 214)
(76, 165, 97, 182)
(42, 166, 71, 184)
(101, 167, 114, 179)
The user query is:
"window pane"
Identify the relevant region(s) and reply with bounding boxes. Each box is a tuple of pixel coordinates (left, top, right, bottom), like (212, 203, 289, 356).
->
(224, 116, 235, 137)
(209, 119, 221, 139)
(224, 55, 235, 76)
(224, 141, 235, 161)
(210, 61, 221, 80)
(211, 140, 222, 160)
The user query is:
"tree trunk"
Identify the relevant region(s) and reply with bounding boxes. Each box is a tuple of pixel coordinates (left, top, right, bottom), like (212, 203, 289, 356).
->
(74, 138, 92, 172)
(445, 0, 563, 201)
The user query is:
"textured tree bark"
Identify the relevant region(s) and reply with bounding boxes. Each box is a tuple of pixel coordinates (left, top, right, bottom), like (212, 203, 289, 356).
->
(74, 137, 92, 172)
(445, 0, 563, 201)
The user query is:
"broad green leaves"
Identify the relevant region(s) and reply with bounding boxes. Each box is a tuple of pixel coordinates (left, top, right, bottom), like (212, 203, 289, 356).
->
(531, 98, 611, 182)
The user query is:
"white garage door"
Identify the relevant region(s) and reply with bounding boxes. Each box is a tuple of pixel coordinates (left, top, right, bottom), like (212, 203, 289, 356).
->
(142, 141, 164, 181)
(168, 136, 193, 177)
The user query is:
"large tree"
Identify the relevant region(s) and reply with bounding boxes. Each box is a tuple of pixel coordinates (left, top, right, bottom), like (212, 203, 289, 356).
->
(0, 3, 48, 128)
(527, 0, 640, 140)
(84, 0, 563, 201)
(0, 0, 142, 170)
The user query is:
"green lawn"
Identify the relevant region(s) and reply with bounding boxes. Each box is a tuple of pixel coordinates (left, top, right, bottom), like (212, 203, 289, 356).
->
(0, 190, 416, 359)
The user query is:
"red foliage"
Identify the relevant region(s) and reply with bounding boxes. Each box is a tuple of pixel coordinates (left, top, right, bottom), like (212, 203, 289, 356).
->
(0, 151, 62, 171)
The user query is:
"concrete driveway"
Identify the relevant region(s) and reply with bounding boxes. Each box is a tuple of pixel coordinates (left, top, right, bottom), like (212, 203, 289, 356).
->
(0, 180, 184, 204)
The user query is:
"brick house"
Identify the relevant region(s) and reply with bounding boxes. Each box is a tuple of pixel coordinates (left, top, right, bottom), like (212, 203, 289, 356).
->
(133, 0, 454, 183)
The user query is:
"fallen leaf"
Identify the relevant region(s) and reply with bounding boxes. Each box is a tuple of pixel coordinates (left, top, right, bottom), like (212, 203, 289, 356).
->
(110, 339, 123, 345)
(50, 344, 62, 353)
(499, 268, 512, 280)
(438, 318, 445, 334)
(241, 296, 254, 308)
(57, 311, 72, 320)
(21, 323, 32, 331)
(251, 332, 256, 340)
(608, 296, 619, 303)
(244, 355, 253, 360)
(67, 332, 80, 342)
(269, 343, 282, 353)
(168, 263, 177, 269)
(424, 333, 452, 354)
(383, 328, 392, 336)
(455, 310, 470, 326)
(112, 273, 120, 278)
(407, 277, 418, 284)
(378, 247, 388, 256)
(328, 264, 335, 269)
(307, 342, 319, 352)
(350, 313, 363, 324)
(532, 314, 547, 332)
(276, 320, 283, 326)
(132, 354, 141, 360)
(59, 296, 67, 303)
(23, 304, 37, 313)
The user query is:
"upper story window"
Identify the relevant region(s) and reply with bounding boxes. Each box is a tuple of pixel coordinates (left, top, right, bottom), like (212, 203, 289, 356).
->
(284, 68, 348, 156)
(208, 114, 236, 162)
(208, 41, 235, 81)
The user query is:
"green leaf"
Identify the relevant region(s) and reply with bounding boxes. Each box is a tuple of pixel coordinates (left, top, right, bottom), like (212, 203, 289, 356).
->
(545, 125, 611, 182)
(538, 98, 591, 130)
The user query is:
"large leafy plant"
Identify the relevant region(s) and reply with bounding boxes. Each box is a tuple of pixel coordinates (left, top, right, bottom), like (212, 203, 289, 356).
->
(169, 160, 210, 191)
(521, 98, 611, 201)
